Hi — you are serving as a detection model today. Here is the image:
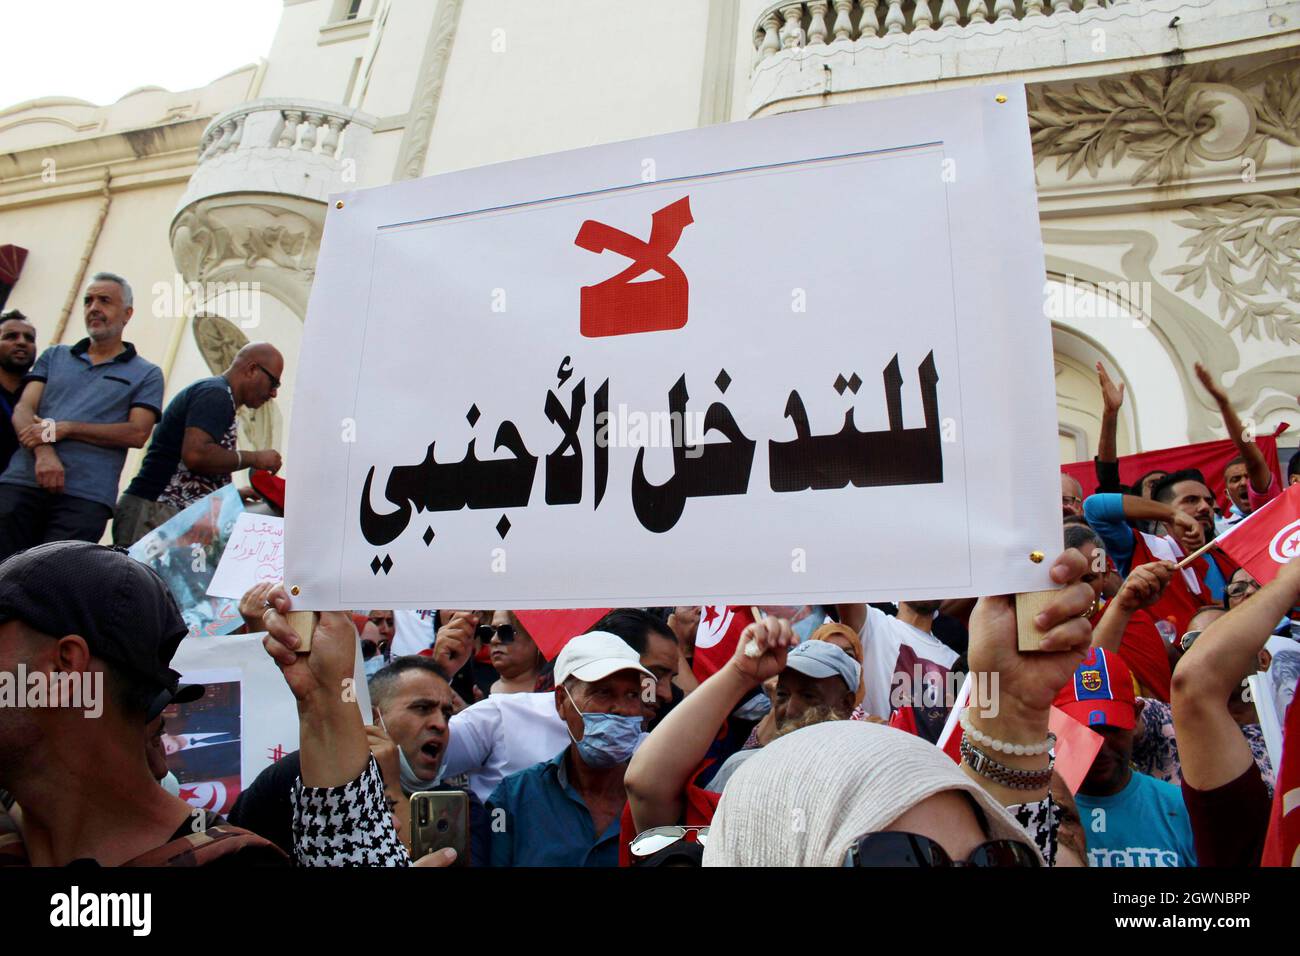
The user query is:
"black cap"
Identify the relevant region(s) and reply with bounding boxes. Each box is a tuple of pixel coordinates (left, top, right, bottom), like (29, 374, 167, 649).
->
(0, 541, 188, 697)
(147, 682, 205, 723)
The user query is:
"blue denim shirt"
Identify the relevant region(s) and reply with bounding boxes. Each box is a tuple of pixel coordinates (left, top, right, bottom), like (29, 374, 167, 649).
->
(485, 747, 622, 867)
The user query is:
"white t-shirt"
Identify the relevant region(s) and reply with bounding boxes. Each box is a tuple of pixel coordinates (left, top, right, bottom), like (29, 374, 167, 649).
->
(390, 609, 437, 657)
(442, 691, 571, 802)
(858, 605, 959, 724)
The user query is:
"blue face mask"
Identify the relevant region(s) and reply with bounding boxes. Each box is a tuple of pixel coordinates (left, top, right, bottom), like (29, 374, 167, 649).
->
(564, 688, 644, 768)
(377, 711, 442, 794)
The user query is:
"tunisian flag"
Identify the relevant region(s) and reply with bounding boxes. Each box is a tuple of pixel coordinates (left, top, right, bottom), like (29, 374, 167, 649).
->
(692, 606, 755, 681)
(1212, 483, 1300, 587)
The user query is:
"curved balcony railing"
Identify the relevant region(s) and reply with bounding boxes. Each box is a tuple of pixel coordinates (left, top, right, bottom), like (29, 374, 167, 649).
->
(196, 98, 373, 163)
(179, 98, 375, 210)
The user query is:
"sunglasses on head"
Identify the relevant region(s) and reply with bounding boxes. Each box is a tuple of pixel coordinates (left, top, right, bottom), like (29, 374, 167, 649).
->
(843, 832, 1040, 867)
(630, 826, 709, 858)
(477, 623, 516, 643)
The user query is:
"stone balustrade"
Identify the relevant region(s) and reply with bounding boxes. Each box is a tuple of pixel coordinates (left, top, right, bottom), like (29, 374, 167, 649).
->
(747, 0, 1293, 117)
(195, 99, 371, 168)
(753, 0, 1125, 60)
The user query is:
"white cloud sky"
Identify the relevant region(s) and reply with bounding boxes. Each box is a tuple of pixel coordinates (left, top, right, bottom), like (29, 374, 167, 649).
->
(4, 0, 282, 109)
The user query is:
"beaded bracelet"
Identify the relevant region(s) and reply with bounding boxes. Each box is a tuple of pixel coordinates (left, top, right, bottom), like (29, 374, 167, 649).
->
(960, 708, 1056, 756)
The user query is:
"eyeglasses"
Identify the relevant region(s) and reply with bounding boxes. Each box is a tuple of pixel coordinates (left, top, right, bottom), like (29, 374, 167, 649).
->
(1179, 630, 1202, 652)
(1062, 495, 1082, 508)
(843, 832, 1040, 867)
(1225, 581, 1259, 598)
(630, 826, 709, 858)
(254, 364, 281, 390)
(477, 623, 516, 644)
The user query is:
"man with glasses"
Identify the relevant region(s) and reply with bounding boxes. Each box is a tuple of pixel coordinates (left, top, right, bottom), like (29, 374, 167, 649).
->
(1061, 473, 1084, 519)
(114, 342, 284, 545)
(1225, 568, 1261, 610)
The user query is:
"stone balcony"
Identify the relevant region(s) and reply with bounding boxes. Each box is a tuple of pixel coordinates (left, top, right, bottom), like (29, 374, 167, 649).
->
(170, 98, 375, 317)
(748, 0, 1300, 116)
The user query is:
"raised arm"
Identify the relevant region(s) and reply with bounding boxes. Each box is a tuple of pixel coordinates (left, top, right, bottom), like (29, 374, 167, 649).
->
(1090, 561, 1173, 653)
(964, 548, 1096, 810)
(1095, 362, 1125, 489)
(625, 616, 794, 833)
(1172, 557, 1300, 790)
(1194, 362, 1271, 495)
(259, 586, 369, 787)
(1085, 492, 1202, 558)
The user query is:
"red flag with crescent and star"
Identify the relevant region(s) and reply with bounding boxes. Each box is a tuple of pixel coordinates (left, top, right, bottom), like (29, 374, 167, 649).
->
(692, 605, 755, 682)
(1213, 483, 1300, 587)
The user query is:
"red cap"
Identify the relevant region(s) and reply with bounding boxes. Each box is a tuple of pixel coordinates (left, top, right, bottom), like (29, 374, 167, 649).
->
(1052, 647, 1137, 731)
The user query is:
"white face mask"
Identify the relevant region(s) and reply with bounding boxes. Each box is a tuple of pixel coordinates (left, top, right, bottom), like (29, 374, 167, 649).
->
(159, 771, 180, 796)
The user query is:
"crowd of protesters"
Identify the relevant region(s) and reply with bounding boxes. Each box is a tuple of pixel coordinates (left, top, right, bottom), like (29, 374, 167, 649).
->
(0, 279, 1297, 867)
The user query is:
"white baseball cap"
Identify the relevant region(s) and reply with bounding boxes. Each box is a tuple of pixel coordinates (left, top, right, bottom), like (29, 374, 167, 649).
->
(555, 630, 655, 685)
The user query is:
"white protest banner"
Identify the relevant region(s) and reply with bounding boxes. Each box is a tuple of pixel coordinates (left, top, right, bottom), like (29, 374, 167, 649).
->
(286, 83, 1060, 609)
(168, 631, 372, 814)
(206, 513, 285, 600)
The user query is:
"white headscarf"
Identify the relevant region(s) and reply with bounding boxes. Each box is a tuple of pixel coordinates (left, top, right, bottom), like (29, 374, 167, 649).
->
(702, 720, 1043, 866)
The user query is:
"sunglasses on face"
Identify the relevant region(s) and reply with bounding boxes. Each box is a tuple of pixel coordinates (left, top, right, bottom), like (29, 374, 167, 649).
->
(843, 832, 1040, 867)
(1225, 581, 1259, 598)
(254, 364, 281, 390)
(477, 623, 516, 644)
(630, 826, 709, 858)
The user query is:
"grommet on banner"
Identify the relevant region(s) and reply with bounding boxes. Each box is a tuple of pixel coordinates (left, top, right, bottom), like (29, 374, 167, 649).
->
(1029, 551, 1044, 563)
(335, 200, 344, 209)
(290, 585, 300, 595)
(995, 94, 1007, 104)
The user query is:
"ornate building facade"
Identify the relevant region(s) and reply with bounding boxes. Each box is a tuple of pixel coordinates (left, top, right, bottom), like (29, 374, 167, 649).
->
(1, 0, 1296, 487)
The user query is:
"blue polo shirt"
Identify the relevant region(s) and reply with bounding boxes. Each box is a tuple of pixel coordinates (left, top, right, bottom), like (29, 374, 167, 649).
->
(0, 339, 164, 507)
(485, 747, 622, 867)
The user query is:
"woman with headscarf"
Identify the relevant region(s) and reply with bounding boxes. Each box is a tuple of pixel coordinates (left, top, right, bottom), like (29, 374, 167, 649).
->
(700, 546, 1098, 865)
(702, 720, 1045, 866)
